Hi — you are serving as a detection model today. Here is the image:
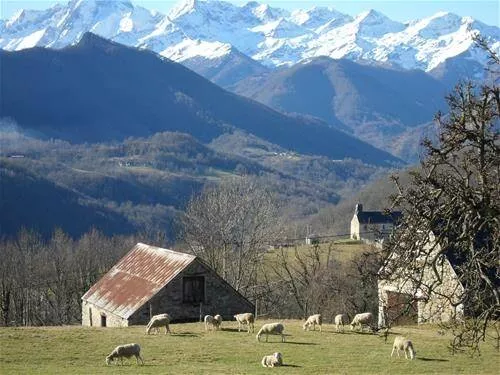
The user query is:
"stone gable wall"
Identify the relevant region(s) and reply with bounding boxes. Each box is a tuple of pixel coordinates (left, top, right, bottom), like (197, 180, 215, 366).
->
(128, 260, 254, 325)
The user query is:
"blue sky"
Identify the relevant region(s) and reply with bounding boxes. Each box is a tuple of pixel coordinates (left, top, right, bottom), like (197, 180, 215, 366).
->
(1, 0, 499, 26)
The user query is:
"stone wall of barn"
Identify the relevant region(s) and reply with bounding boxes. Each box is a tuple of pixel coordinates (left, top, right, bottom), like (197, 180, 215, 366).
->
(81, 300, 128, 327)
(417, 257, 465, 323)
(128, 260, 254, 325)
(378, 251, 465, 328)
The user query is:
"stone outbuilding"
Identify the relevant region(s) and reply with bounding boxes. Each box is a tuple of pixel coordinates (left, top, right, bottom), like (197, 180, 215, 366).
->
(378, 232, 466, 327)
(81, 243, 254, 327)
(350, 203, 401, 242)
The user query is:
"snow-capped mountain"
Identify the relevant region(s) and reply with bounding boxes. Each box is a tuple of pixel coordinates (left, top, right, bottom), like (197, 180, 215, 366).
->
(1, 0, 499, 74)
(290, 6, 352, 30)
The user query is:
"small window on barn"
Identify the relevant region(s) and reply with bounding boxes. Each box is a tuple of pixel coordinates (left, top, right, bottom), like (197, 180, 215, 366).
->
(183, 276, 205, 303)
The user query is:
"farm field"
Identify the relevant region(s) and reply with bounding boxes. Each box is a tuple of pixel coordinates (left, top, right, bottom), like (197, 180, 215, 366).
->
(1, 320, 498, 374)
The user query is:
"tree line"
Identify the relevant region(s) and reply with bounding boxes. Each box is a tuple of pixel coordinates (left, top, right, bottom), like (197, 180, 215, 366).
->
(0, 221, 382, 327)
(0, 228, 150, 326)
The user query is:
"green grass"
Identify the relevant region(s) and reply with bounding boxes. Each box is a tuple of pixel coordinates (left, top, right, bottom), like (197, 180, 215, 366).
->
(1, 320, 498, 374)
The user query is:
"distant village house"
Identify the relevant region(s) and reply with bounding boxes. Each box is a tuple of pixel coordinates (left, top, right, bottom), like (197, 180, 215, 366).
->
(82, 243, 254, 327)
(350, 203, 401, 242)
(305, 233, 320, 245)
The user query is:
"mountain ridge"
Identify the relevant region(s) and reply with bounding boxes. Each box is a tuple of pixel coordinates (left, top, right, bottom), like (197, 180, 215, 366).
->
(230, 56, 449, 161)
(1, 0, 498, 77)
(0, 32, 402, 166)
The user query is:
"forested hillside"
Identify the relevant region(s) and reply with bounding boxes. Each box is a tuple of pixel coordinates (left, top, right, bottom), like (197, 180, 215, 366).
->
(0, 128, 391, 239)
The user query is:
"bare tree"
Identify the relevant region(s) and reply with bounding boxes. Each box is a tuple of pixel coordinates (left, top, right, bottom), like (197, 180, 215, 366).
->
(0, 239, 16, 326)
(181, 176, 282, 295)
(381, 58, 499, 353)
(0, 228, 135, 326)
(267, 242, 341, 319)
(342, 250, 383, 318)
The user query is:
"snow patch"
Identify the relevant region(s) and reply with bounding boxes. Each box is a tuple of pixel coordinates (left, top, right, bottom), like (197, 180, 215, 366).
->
(120, 14, 134, 32)
(16, 28, 46, 50)
(160, 39, 232, 61)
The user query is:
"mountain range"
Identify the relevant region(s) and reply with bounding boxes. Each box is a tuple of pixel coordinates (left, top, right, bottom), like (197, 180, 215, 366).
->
(230, 56, 449, 160)
(1, 0, 498, 162)
(2, 0, 497, 238)
(0, 32, 401, 166)
(1, 0, 498, 82)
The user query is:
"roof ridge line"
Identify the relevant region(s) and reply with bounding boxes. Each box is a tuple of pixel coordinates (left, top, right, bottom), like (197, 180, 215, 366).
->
(137, 242, 196, 259)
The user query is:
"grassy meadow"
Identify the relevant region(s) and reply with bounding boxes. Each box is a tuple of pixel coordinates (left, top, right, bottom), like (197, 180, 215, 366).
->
(1, 320, 498, 374)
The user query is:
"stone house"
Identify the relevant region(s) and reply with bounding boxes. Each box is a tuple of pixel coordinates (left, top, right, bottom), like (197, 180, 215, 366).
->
(378, 232, 466, 327)
(81, 243, 254, 327)
(350, 203, 401, 242)
(305, 233, 320, 245)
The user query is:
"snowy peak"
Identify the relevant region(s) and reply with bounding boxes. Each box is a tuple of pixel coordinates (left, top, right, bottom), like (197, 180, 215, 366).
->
(0, 0, 498, 75)
(412, 11, 466, 38)
(251, 17, 311, 39)
(291, 6, 352, 29)
(247, 3, 288, 22)
(168, 0, 198, 19)
(68, 0, 134, 14)
(354, 9, 405, 36)
(7, 9, 28, 27)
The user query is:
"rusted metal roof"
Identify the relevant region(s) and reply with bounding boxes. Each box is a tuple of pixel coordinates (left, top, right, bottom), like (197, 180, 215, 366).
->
(82, 243, 195, 319)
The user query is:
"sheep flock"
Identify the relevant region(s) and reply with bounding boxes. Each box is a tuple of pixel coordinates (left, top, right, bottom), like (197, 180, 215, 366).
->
(103, 311, 420, 368)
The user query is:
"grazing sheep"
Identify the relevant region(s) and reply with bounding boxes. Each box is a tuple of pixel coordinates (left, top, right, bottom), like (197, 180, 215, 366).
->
(234, 312, 255, 333)
(334, 314, 347, 332)
(350, 312, 373, 332)
(204, 315, 215, 331)
(146, 313, 171, 335)
(256, 322, 285, 342)
(105, 343, 144, 365)
(391, 335, 416, 360)
(261, 352, 283, 367)
(303, 314, 322, 332)
(213, 314, 222, 330)
(204, 314, 222, 331)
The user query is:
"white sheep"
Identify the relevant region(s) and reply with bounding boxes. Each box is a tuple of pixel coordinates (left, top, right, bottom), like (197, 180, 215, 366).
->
(303, 314, 322, 332)
(256, 322, 285, 342)
(391, 335, 416, 360)
(146, 313, 171, 335)
(213, 314, 222, 330)
(234, 312, 255, 333)
(105, 343, 144, 365)
(204, 314, 215, 331)
(261, 352, 283, 367)
(350, 312, 373, 332)
(204, 314, 222, 331)
(334, 314, 347, 332)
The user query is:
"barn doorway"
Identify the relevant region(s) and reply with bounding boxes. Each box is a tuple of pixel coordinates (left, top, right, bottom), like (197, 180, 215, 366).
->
(89, 308, 93, 327)
(101, 314, 107, 327)
(386, 291, 418, 325)
(183, 276, 205, 304)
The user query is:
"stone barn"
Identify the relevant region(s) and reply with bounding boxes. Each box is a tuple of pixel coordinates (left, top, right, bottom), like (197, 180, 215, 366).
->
(378, 232, 466, 328)
(81, 243, 254, 327)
